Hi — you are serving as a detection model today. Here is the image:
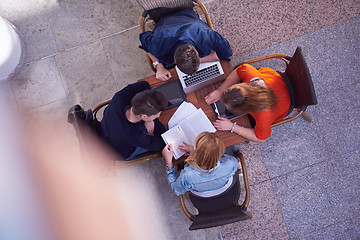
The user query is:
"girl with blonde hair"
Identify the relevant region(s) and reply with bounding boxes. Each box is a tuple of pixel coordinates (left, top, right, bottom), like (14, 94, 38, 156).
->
(205, 64, 291, 142)
(162, 132, 240, 196)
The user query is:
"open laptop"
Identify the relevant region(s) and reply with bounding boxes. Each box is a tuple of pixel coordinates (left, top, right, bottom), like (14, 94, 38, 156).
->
(153, 79, 187, 110)
(175, 61, 225, 94)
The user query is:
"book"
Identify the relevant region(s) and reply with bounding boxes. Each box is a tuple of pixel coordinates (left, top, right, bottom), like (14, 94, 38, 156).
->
(161, 102, 216, 159)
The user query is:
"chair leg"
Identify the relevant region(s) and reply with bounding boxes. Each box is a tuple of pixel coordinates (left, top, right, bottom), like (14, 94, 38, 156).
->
(244, 210, 253, 219)
(301, 111, 312, 122)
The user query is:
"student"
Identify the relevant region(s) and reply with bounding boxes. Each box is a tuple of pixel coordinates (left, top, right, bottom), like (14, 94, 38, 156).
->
(205, 64, 291, 143)
(139, 9, 233, 81)
(101, 81, 168, 160)
(162, 132, 240, 196)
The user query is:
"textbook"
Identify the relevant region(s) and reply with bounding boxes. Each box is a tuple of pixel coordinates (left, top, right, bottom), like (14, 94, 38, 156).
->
(161, 102, 216, 159)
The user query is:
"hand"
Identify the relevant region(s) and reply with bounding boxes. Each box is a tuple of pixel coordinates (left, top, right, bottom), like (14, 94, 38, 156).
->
(205, 89, 222, 105)
(144, 120, 155, 134)
(156, 64, 171, 81)
(162, 144, 173, 164)
(178, 142, 194, 153)
(213, 117, 234, 131)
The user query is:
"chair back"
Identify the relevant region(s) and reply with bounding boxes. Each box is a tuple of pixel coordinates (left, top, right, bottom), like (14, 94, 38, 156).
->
(189, 171, 241, 213)
(137, 0, 193, 22)
(68, 105, 101, 137)
(285, 47, 317, 109)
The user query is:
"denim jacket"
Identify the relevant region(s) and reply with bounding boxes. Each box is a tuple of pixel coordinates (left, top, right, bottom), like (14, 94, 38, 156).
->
(166, 154, 238, 196)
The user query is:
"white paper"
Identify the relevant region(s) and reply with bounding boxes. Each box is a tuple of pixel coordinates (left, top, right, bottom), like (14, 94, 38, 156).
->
(168, 102, 197, 128)
(162, 107, 216, 159)
(161, 125, 188, 159)
(178, 109, 216, 145)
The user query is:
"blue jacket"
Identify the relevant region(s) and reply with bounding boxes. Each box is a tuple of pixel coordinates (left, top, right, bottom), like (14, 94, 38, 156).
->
(100, 81, 166, 158)
(139, 9, 233, 68)
(166, 154, 238, 196)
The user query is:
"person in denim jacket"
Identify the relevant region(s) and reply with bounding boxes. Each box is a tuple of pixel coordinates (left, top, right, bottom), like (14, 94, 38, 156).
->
(162, 132, 240, 196)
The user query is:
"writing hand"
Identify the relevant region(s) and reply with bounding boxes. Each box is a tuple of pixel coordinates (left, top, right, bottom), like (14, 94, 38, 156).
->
(162, 144, 173, 164)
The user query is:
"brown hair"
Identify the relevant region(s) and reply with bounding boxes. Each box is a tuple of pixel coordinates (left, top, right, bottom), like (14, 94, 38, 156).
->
(174, 44, 200, 75)
(131, 89, 168, 116)
(221, 83, 277, 114)
(186, 132, 225, 171)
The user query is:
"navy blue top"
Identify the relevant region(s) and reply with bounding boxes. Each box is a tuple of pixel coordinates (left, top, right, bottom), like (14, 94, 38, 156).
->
(139, 9, 233, 68)
(100, 81, 166, 159)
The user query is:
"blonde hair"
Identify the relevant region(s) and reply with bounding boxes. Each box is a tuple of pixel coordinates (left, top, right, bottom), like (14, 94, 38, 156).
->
(186, 132, 225, 171)
(221, 83, 277, 114)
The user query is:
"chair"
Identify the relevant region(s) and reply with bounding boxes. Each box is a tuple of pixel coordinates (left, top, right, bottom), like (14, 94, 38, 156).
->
(67, 100, 162, 169)
(138, 0, 214, 71)
(179, 152, 252, 230)
(235, 47, 318, 127)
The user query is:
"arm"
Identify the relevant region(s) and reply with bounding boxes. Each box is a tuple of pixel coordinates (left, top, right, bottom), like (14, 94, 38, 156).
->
(205, 69, 242, 104)
(162, 144, 190, 196)
(213, 117, 265, 143)
(147, 52, 171, 81)
(199, 51, 219, 63)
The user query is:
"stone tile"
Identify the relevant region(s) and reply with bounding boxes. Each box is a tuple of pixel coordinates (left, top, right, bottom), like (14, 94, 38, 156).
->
(206, 0, 360, 57)
(352, 215, 360, 237)
(259, 119, 328, 178)
(0, 0, 58, 21)
(307, 82, 360, 156)
(12, 14, 58, 63)
(271, 164, 338, 239)
(117, 158, 221, 240)
(0, 80, 16, 106)
(101, 28, 155, 89)
(233, 141, 270, 185)
(90, 0, 143, 37)
(299, 218, 360, 240)
(10, 57, 66, 110)
(313, 150, 360, 220)
(26, 99, 77, 149)
(220, 180, 289, 240)
(55, 40, 118, 108)
(48, 0, 100, 51)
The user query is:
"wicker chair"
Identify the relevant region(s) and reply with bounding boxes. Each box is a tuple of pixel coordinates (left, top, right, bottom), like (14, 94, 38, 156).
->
(235, 47, 318, 127)
(67, 100, 162, 169)
(137, 0, 213, 71)
(179, 152, 252, 230)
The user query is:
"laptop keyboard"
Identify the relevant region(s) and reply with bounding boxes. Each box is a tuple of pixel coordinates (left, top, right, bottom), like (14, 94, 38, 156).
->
(183, 64, 221, 87)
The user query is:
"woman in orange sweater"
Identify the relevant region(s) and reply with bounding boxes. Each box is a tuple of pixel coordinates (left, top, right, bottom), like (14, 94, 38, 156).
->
(205, 64, 290, 143)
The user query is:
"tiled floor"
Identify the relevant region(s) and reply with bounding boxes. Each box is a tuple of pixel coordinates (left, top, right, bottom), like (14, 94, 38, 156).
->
(1, 0, 359, 239)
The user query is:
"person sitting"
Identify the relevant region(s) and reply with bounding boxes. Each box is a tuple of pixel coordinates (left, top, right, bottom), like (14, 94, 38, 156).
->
(162, 132, 240, 196)
(139, 9, 233, 81)
(205, 64, 291, 143)
(100, 81, 168, 160)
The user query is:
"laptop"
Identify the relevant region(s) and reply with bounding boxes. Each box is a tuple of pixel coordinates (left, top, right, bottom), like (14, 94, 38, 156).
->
(153, 79, 187, 110)
(175, 61, 225, 94)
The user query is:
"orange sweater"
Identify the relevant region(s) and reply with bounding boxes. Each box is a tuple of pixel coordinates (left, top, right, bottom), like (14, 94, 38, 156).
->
(236, 64, 290, 140)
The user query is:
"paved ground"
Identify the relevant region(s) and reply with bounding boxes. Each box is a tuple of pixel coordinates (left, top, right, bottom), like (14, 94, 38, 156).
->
(1, 0, 359, 239)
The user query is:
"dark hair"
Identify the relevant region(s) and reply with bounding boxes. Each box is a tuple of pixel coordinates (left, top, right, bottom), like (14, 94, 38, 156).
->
(174, 44, 200, 75)
(221, 83, 277, 114)
(131, 89, 168, 116)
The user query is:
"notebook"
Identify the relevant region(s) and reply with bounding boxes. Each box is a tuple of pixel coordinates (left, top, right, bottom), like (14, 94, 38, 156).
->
(153, 79, 187, 110)
(175, 61, 225, 94)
